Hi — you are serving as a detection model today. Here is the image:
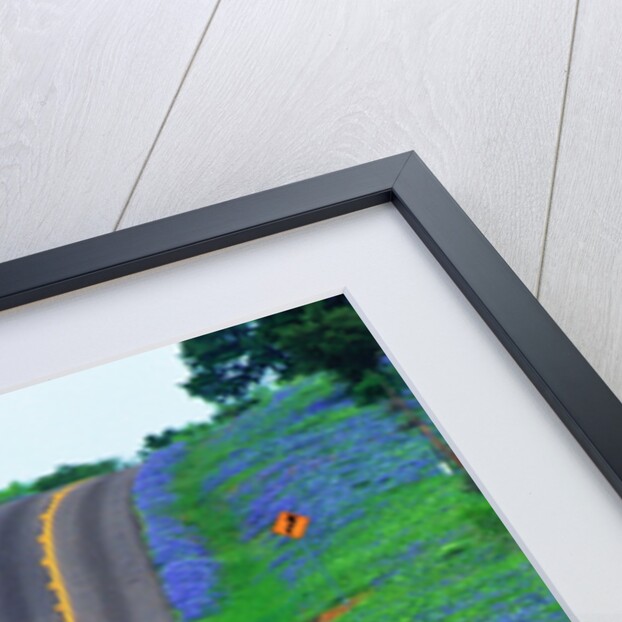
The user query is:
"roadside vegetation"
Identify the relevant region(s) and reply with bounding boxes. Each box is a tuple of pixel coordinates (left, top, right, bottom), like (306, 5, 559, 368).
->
(0, 458, 123, 504)
(134, 373, 568, 621)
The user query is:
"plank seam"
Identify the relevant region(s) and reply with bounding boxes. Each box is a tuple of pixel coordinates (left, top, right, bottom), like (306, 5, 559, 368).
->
(113, 0, 225, 232)
(535, 0, 581, 298)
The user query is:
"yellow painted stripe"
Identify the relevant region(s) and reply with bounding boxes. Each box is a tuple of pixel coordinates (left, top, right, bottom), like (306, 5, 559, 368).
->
(38, 482, 82, 622)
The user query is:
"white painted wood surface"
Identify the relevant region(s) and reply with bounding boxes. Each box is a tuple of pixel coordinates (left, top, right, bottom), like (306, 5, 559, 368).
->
(118, 0, 576, 291)
(539, 1, 622, 401)
(0, 0, 218, 262)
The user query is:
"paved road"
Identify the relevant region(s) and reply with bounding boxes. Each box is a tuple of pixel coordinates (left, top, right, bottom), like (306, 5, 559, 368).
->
(0, 493, 58, 621)
(0, 469, 173, 622)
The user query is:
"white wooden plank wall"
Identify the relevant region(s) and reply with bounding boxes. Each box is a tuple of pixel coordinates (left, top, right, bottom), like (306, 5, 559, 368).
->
(2, 1, 620, 400)
(119, 0, 575, 292)
(539, 0, 622, 400)
(0, 0, 219, 260)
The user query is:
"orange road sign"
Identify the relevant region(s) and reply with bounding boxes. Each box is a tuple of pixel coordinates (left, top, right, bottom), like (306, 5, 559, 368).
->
(272, 511, 310, 539)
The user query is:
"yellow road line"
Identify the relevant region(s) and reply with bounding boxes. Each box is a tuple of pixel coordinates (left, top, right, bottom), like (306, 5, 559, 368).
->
(38, 482, 81, 622)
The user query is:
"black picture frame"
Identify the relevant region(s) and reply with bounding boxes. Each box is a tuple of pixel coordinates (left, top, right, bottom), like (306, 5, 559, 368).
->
(1, 151, 620, 500)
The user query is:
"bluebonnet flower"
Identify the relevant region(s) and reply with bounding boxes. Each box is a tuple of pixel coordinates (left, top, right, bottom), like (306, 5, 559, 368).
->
(133, 442, 220, 620)
(195, 388, 442, 586)
(132, 376, 566, 621)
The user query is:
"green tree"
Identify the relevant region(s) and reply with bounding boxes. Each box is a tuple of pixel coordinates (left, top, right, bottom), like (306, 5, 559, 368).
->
(181, 296, 460, 468)
(0, 481, 33, 505)
(182, 323, 286, 407)
(181, 297, 382, 400)
(139, 428, 178, 458)
(33, 458, 122, 493)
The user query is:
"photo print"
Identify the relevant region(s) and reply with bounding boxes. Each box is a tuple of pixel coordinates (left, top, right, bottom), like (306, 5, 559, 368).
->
(0, 295, 568, 621)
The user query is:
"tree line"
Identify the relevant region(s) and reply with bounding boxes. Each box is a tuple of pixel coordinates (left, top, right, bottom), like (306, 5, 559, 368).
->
(180, 295, 460, 468)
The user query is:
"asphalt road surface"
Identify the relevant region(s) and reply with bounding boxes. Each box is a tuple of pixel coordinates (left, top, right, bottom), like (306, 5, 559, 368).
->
(0, 492, 57, 621)
(0, 469, 173, 622)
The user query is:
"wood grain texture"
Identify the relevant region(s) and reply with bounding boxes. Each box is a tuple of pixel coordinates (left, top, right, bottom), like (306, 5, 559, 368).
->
(539, 0, 622, 400)
(0, 0, 218, 262)
(119, 0, 576, 291)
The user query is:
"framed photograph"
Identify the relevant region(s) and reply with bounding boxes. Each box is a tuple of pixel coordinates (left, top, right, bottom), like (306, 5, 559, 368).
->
(0, 152, 620, 621)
